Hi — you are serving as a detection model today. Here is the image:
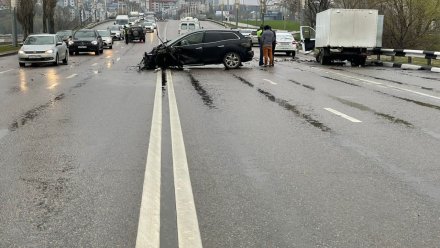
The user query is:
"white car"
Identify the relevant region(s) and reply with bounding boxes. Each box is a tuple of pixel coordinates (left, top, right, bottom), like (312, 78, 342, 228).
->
(18, 34, 68, 67)
(274, 32, 298, 57)
(97, 29, 113, 49)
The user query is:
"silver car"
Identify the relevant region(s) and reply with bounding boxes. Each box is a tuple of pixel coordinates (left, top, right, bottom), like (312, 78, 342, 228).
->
(97, 29, 113, 49)
(18, 34, 68, 67)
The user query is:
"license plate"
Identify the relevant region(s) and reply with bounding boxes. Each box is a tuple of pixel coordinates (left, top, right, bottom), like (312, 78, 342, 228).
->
(78, 46, 87, 48)
(29, 55, 40, 58)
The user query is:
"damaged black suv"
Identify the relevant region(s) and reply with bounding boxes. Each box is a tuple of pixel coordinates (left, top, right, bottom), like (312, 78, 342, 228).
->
(142, 30, 254, 70)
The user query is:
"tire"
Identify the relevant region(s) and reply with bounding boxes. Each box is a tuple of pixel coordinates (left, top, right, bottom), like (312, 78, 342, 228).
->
(95, 49, 99, 55)
(19, 62, 25, 67)
(109, 45, 113, 49)
(133, 30, 139, 36)
(223, 52, 241, 69)
(318, 48, 330, 65)
(62, 52, 68, 65)
(53, 54, 59, 66)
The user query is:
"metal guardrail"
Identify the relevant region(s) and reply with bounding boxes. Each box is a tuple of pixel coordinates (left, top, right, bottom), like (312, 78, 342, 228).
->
(369, 48, 440, 66)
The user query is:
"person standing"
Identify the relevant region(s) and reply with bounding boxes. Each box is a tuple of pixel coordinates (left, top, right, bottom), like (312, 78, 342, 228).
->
(261, 25, 275, 67)
(256, 25, 264, 66)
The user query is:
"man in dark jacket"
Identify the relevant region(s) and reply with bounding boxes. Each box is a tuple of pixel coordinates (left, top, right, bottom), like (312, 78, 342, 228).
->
(256, 25, 264, 66)
(261, 25, 275, 66)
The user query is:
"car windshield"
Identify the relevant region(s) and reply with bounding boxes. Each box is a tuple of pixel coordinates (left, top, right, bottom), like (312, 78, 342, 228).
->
(277, 34, 293, 40)
(144, 22, 153, 26)
(98, 30, 110, 36)
(74, 31, 96, 38)
(24, 36, 54, 45)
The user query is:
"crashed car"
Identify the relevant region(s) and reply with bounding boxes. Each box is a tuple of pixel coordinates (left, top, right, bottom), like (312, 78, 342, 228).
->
(141, 29, 254, 70)
(125, 26, 146, 44)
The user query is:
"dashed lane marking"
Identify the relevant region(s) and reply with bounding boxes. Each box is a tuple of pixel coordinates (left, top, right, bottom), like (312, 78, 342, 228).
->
(167, 70, 203, 248)
(263, 79, 277, 85)
(66, 74, 78, 79)
(135, 71, 162, 248)
(324, 108, 362, 123)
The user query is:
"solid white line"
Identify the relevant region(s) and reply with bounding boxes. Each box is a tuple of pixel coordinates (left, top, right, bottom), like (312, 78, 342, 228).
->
(135, 71, 162, 248)
(167, 70, 203, 248)
(0, 69, 15, 74)
(324, 108, 362, 123)
(66, 73, 78, 79)
(92, 63, 98, 66)
(263, 79, 277, 85)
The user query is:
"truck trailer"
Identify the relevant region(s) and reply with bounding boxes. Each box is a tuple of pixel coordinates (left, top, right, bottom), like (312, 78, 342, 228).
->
(312, 9, 383, 66)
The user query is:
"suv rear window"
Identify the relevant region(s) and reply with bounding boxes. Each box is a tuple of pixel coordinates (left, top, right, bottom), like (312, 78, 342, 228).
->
(204, 32, 239, 43)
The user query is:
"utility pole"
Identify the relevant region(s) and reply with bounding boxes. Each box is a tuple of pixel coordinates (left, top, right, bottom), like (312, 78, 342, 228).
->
(11, 0, 18, 46)
(235, 0, 239, 28)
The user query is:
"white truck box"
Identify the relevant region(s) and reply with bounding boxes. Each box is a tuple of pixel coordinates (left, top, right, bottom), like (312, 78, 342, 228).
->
(315, 9, 378, 48)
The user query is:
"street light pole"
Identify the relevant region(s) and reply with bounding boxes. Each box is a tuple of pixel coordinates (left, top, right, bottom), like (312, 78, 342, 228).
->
(235, 0, 239, 28)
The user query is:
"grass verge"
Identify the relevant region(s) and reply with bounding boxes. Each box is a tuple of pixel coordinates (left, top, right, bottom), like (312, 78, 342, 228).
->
(0, 44, 19, 54)
(240, 20, 300, 31)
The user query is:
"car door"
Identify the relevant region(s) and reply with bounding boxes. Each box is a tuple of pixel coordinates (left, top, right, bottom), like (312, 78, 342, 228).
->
(172, 31, 204, 65)
(202, 31, 239, 64)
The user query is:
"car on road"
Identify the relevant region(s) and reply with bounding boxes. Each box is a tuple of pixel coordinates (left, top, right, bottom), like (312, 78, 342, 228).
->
(69, 29, 103, 55)
(108, 25, 123, 40)
(125, 26, 146, 43)
(18, 34, 69, 67)
(274, 32, 297, 57)
(56, 30, 73, 47)
(249, 30, 259, 46)
(142, 29, 254, 70)
(142, 21, 155, 33)
(178, 17, 201, 35)
(97, 29, 113, 49)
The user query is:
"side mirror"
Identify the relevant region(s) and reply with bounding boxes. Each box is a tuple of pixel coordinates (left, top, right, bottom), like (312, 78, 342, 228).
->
(56, 41, 63, 46)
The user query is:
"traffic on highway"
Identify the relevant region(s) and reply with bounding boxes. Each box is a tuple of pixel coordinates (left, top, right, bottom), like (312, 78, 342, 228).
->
(1, 12, 440, 248)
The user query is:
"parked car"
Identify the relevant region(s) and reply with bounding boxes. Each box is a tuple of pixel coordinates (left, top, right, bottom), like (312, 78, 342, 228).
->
(142, 29, 254, 70)
(18, 34, 69, 67)
(249, 30, 259, 46)
(274, 32, 297, 57)
(97, 29, 113, 49)
(142, 21, 155, 33)
(56, 30, 73, 47)
(108, 25, 123, 40)
(69, 29, 103, 55)
(125, 26, 146, 43)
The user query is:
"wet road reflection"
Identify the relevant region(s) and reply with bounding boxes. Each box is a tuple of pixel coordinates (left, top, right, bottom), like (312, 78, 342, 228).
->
(19, 69, 28, 92)
(46, 69, 60, 90)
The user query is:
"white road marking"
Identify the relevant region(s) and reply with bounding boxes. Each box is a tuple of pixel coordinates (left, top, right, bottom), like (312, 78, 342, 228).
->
(324, 108, 362, 123)
(263, 79, 277, 85)
(0, 69, 15, 74)
(106, 55, 111, 58)
(135, 71, 162, 248)
(66, 73, 77, 79)
(116, 57, 121, 62)
(0, 129, 8, 140)
(91, 63, 98, 66)
(167, 70, 203, 248)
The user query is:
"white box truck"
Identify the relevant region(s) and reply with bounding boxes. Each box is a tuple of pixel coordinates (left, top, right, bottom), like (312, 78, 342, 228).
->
(312, 9, 382, 66)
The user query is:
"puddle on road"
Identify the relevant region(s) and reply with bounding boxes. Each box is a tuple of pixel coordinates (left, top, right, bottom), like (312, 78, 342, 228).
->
(188, 73, 216, 109)
(331, 96, 414, 127)
(9, 93, 65, 131)
(256, 88, 331, 132)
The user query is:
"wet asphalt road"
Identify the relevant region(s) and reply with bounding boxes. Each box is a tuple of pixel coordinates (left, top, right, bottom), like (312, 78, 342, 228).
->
(1, 20, 440, 247)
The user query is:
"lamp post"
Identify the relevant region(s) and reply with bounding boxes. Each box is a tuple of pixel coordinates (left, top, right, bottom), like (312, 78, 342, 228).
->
(11, 0, 18, 46)
(235, 0, 239, 28)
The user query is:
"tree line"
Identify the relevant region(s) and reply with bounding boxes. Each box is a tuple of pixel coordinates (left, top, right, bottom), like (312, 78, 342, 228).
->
(282, 0, 440, 50)
(15, 0, 57, 38)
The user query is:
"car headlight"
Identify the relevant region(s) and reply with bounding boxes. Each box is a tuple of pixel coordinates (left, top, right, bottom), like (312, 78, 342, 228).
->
(18, 50, 25, 55)
(91, 41, 98, 45)
(45, 49, 54, 54)
(68, 40, 74, 45)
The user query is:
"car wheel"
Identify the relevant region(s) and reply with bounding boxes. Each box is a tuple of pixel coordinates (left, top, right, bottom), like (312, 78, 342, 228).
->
(109, 45, 113, 49)
(53, 54, 59, 66)
(223, 52, 241, 69)
(19, 62, 25, 67)
(62, 52, 68, 65)
(95, 49, 99, 55)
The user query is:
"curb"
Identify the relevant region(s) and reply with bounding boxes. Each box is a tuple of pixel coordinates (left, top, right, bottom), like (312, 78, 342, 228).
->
(0, 50, 18, 57)
(379, 61, 440, 73)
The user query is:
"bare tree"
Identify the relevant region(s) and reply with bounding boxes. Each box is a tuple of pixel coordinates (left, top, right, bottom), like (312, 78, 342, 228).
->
(46, 0, 56, 33)
(16, 0, 36, 39)
(304, 0, 333, 26)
